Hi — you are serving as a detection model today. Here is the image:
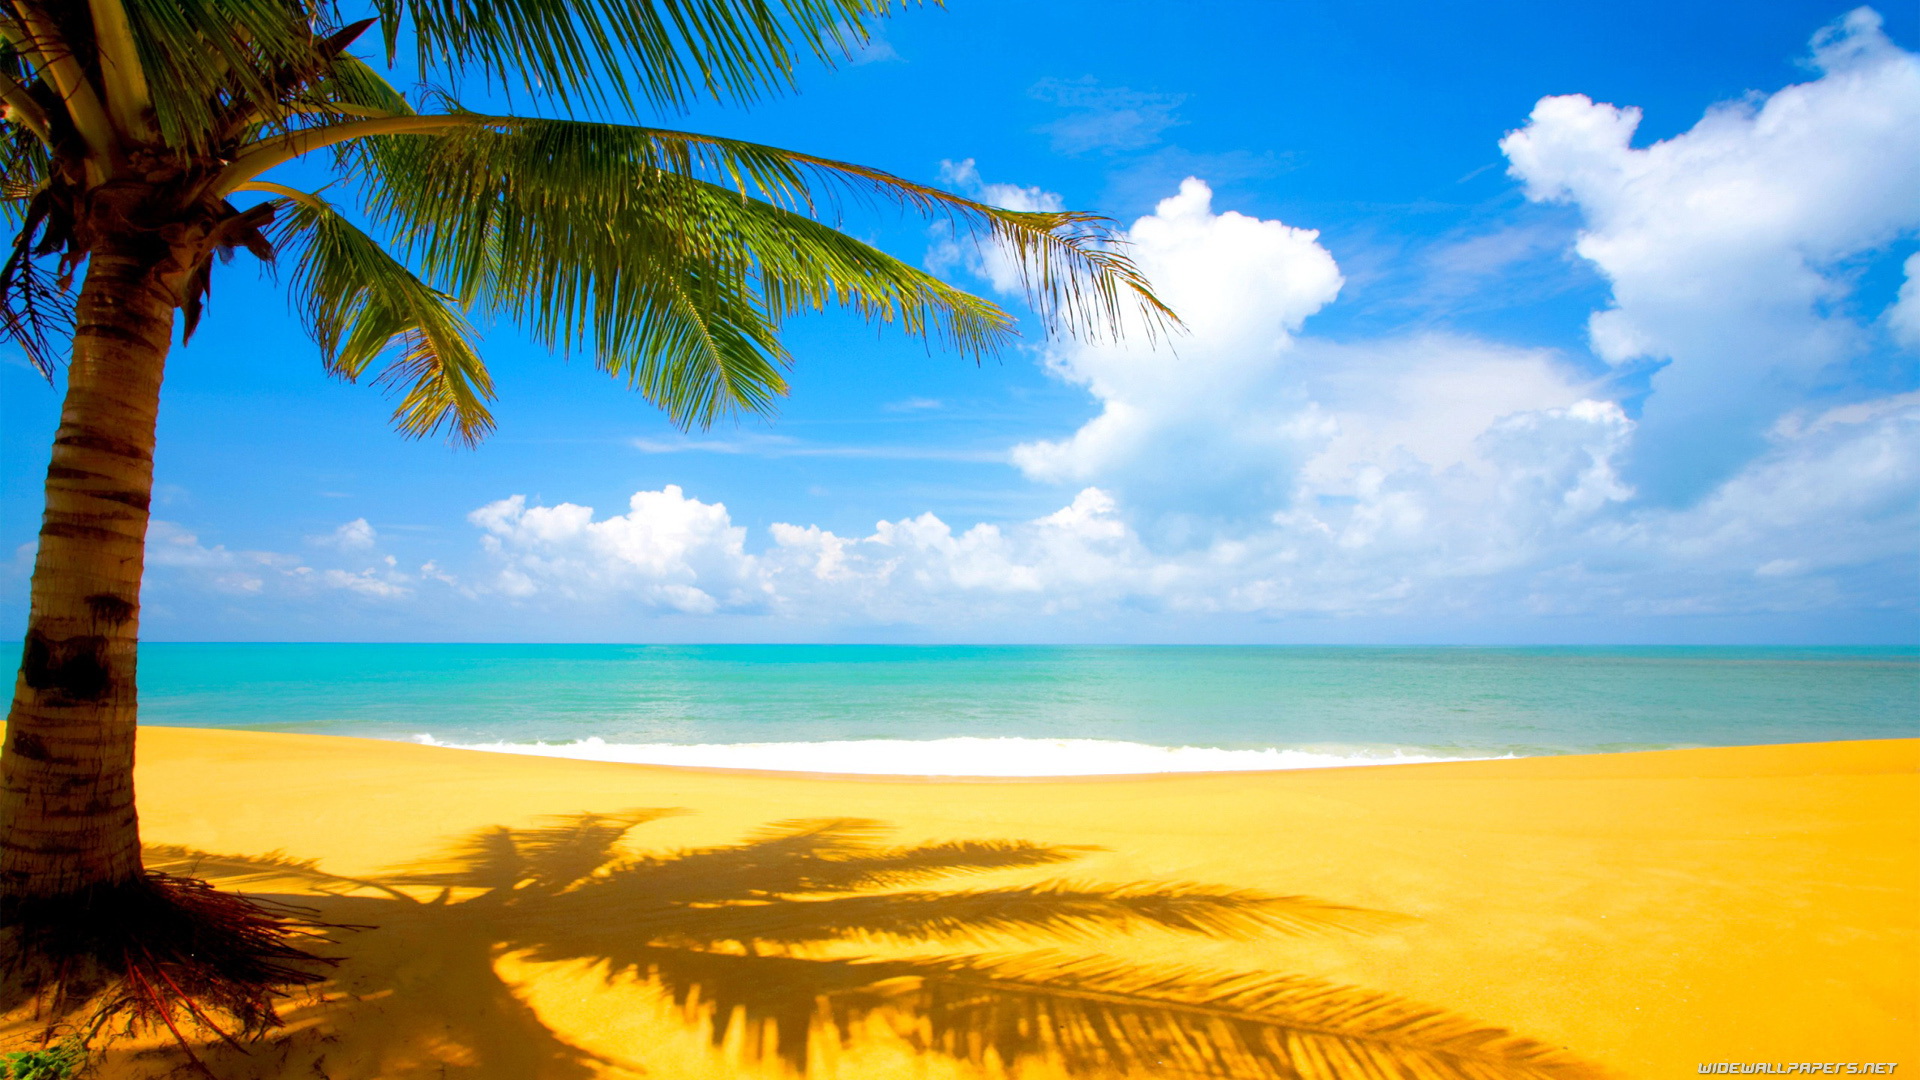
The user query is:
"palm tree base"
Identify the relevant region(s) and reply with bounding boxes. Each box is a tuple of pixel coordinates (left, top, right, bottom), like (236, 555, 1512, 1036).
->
(0, 871, 331, 1048)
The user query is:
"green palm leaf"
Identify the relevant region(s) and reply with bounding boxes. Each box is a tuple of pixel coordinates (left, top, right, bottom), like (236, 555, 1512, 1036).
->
(271, 193, 497, 445)
(0, 49, 47, 216)
(112, 0, 350, 150)
(354, 115, 1168, 341)
(2, 8, 1171, 438)
(373, 0, 903, 113)
(334, 113, 1164, 426)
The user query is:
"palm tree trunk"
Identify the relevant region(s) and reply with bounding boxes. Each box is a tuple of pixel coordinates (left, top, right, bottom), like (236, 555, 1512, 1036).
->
(0, 219, 318, 1029)
(0, 237, 176, 902)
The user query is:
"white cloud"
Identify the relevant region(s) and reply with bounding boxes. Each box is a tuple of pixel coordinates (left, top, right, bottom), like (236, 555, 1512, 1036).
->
(457, 394, 1918, 625)
(137, 521, 421, 603)
(314, 517, 377, 550)
(1007, 177, 1600, 531)
(321, 567, 410, 598)
(468, 484, 1155, 622)
(468, 487, 767, 613)
(1010, 178, 1346, 510)
(1555, 394, 1920, 615)
(768, 487, 1148, 616)
(936, 158, 1062, 215)
(1644, 396, 1918, 569)
(1500, 7, 1920, 497)
(145, 522, 285, 594)
(1888, 251, 1920, 349)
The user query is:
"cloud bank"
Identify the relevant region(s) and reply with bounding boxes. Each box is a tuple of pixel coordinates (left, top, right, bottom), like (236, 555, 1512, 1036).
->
(1501, 6, 1920, 500)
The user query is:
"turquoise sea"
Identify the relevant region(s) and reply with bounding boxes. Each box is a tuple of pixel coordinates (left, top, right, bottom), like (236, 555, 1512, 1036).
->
(134, 644, 1919, 775)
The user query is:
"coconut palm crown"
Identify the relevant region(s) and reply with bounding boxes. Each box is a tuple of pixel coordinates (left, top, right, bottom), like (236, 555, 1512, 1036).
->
(0, 0, 1172, 1026)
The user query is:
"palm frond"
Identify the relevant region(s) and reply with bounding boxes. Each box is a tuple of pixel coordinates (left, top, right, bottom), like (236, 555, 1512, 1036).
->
(636, 125, 1177, 341)
(308, 54, 414, 120)
(115, 0, 324, 151)
(270, 193, 496, 445)
(361, 116, 1168, 339)
(371, 0, 902, 114)
(0, 78, 51, 212)
(0, 187, 74, 377)
(0, 42, 52, 144)
(690, 183, 1017, 355)
(625, 263, 793, 425)
(8, 1, 115, 155)
(339, 114, 1164, 426)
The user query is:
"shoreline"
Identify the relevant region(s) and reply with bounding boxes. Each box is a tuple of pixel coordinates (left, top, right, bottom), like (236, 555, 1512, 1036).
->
(396, 731, 1526, 779)
(8, 727, 1916, 1076)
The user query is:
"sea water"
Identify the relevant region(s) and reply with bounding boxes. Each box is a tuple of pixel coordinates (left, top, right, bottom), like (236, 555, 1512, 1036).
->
(132, 644, 1918, 776)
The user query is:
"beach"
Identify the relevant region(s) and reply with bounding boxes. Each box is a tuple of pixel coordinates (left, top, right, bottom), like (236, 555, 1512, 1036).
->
(1, 2, 1915, 1077)
(9, 727, 1912, 1078)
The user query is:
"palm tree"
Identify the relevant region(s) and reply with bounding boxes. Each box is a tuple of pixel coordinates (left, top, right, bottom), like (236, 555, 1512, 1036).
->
(0, 0, 1170, 1029)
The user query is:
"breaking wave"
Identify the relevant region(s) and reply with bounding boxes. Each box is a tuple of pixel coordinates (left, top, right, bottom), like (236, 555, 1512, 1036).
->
(404, 734, 1511, 777)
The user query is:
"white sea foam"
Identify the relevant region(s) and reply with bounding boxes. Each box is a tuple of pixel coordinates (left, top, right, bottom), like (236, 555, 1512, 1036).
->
(403, 734, 1505, 776)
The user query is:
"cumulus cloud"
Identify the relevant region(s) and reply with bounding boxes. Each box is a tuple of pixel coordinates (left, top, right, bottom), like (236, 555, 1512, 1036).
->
(468, 487, 767, 613)
(1501, 7, 1920, 500)
(1010, 178, 1344, 513)
(764, 487, 1149, 618)
(1549, 394, 1920, 616)
(313, 517, 377, 550)
(463, 485, 1166, 623)
(1008, 177, 1600, 532)
(458, 392, 1912, 624)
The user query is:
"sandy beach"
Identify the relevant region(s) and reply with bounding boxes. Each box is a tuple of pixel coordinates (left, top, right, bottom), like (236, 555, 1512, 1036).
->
(6, 728, 1914, 1078)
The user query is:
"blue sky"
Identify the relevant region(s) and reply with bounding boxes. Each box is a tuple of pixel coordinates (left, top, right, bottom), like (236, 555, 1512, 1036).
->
(3, 0, 1917, 643)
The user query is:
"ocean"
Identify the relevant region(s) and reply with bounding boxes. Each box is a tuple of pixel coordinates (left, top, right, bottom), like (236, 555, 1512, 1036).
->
(131, 644, 1918, 776)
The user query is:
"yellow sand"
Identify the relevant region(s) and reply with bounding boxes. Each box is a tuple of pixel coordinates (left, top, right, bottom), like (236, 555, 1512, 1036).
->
(6, 728, 1915, 1078)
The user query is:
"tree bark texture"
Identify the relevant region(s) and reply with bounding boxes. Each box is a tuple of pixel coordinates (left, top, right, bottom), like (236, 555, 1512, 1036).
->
(0, 238, 179, 901)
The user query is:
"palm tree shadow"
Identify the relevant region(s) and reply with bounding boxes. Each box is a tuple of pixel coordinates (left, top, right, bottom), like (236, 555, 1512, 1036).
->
(128, 812, 1605, 1080)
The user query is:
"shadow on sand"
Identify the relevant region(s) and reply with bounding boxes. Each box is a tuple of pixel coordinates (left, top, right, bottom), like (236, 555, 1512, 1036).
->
(98, 811, 1602, 1080)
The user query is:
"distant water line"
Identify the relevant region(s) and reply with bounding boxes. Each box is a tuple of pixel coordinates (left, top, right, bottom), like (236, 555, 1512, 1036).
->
(135, 644, 1919, 776)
